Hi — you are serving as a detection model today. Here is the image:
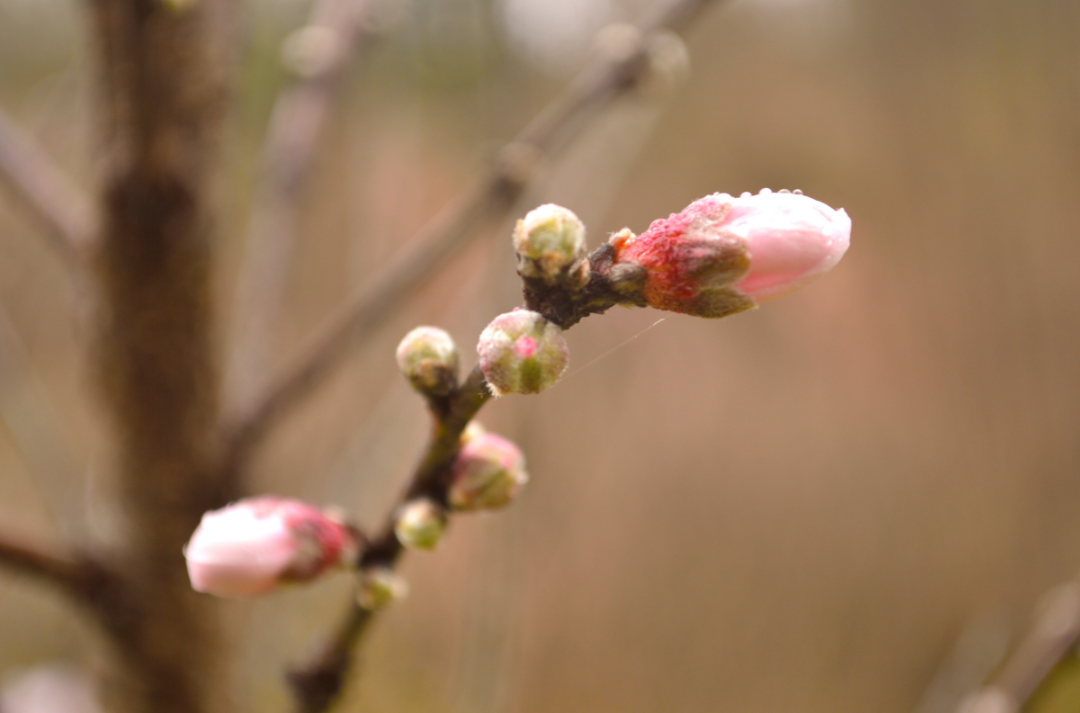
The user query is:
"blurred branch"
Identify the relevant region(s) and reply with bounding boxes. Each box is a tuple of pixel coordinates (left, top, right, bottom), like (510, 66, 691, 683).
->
(286, 601, 374, 713)
(0, 526, 94, 594)
(220, 0, 724, 471)
(956, 583, 1080, 713)
(0, 105, 96, 265)
(87, 0, 235, 711)
(0, 307, 89, 535)
(225, 0, 379, 410)
(912, 614, 1010, 713)
(287, 365, 492, 713)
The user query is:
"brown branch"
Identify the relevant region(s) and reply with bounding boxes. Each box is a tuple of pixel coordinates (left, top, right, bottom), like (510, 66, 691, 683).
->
(285, 202, 663, 710)
(225, 0, 378, 410)
(956, 582, 1080, 713)
(0, 526, 93, 593)
(220, 0, 725, 472)
(287, 365, 492, 713)
(0, 105, 96, 264)
(287, 596, 374, 713)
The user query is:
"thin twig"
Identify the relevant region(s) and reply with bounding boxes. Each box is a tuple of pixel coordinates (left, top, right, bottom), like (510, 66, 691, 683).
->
(286, 365, 492, 713)
(284, 178, 679, 710)
(225, 0, 378, 410)
(955, 583, 1080, 713)
(288, 604, 374, 713)
(0, 526, 94, 593)
(220, 0, 724, 471)
(0, 105, 95, 264)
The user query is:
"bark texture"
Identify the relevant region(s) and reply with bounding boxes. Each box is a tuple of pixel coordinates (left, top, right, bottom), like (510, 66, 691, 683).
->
(89, 2, 230, 712)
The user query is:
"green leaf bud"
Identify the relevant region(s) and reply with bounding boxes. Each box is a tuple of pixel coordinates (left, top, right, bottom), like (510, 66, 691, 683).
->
(395, 326, 459, 396)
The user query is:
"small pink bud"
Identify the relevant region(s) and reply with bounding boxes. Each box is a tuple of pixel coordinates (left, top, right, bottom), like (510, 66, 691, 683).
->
(448, 431, 529, 511)
(612, 189, 851, 317)
(184, 497, 358, 598)
(477, 309, 569, 395)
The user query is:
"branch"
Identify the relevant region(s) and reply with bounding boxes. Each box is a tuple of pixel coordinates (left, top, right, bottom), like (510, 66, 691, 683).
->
(0, 526, 95, 594)
(285, 197, 669, 710)
(0, 306, 89, 535)
(224, 0, 378, 410)
(286, 365, 492, 713)
(956, 582, 1080, 713)
(0, 105, 96, 264)
(220, 0, 724, 471)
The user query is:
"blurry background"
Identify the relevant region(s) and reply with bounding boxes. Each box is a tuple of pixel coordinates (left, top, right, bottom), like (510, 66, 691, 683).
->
(2, 0, 1080, 711)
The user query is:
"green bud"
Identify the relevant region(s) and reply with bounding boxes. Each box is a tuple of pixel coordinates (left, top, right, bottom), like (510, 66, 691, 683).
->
(477, 310, 569, 396)
(394, 499, 446, 550)
(396, 326, 459, 396)
(513, 204, 589, 287)
(357, 567, 407, 610)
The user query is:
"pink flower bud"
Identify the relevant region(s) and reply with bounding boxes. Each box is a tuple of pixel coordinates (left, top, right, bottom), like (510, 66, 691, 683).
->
(477, 309, 569, 395)
(184, 497, 358, 598)
(449, 431, 529, 511)
(611, 189, 851, 317)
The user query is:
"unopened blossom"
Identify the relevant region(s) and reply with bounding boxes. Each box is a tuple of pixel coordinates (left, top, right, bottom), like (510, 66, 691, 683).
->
(357, 567, 408, 610)
(610, 189, 851, 318)
(513, 204, 589, 287)
(396, 326, 459, 396)
(449, 430, 529, 511)
(477, 309, 569, 395)
(394, 499, 446, 550)
(185, 497, 358, 598)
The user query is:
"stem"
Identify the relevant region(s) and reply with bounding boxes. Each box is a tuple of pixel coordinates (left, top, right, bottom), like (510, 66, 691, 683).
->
(0, 527, 94, 593)
(286, 366, 492, 713)
(225, 0, 378, 411)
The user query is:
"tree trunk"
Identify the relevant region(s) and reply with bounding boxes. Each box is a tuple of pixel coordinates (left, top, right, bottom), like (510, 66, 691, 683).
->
(88, 1, 231, 711)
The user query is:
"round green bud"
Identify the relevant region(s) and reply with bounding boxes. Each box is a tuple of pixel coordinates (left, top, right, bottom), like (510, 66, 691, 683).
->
(513, 204, 589, 287)
(357, 567, 408, 610)
(477, 310, 569, 396)
(393, 499, 446, 551)
(395, 326, 459, 396)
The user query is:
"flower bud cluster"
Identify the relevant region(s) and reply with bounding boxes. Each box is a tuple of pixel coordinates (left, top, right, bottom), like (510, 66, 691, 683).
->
(185, 497, 358, 598)
(607, 189, 851, 318)
(477, 309, 569, 396)
(396, 326, 459, 396)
